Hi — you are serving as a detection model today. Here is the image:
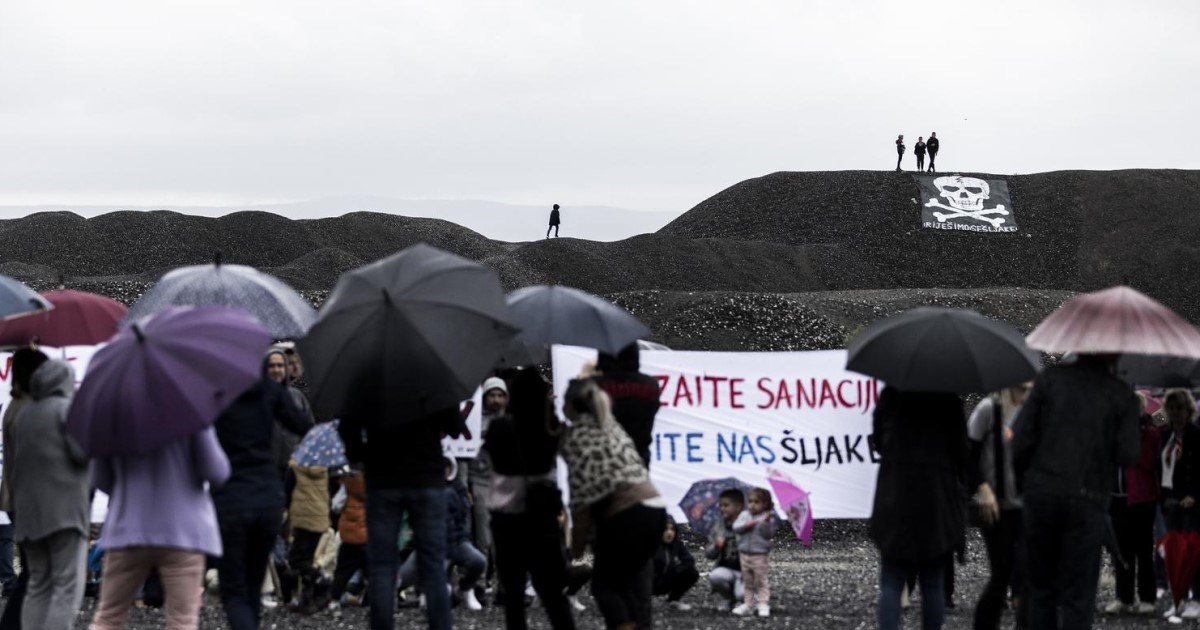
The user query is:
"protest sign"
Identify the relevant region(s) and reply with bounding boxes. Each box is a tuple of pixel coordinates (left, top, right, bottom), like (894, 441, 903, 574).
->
(553, 346, 881, 521)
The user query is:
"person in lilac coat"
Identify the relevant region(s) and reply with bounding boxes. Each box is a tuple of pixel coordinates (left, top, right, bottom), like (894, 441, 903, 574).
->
(88, 427, 231, 629)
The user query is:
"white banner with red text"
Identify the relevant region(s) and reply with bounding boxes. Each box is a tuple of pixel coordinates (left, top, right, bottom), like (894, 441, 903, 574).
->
(552, 346, 881, 521)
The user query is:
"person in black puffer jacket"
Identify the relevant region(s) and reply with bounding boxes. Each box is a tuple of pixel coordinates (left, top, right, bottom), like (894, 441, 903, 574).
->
(593, 343, 661, 469)
(652, 516, 698, 610)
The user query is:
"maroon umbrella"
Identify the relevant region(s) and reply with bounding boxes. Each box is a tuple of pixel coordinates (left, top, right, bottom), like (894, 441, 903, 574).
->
(1026, 286, 1200, 358)
(1158, 530, 1200, 608)
(0, 289, 127, 347)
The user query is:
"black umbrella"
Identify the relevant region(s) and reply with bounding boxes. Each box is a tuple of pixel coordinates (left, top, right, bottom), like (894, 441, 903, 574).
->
(846, 307, 1040, 393)
(298, 243, 519, 421)
(506, 285, 650, 355)
(1117, 354, 1200, 388)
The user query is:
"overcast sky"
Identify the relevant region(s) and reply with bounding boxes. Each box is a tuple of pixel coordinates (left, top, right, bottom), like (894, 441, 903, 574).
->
(0, 1, 1196, 214)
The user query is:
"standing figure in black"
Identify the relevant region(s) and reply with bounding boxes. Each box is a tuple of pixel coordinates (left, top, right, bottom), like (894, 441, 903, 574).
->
(914, 137, 927, 172)
(926, 132, 940, 172)
(547, 204, 561, 239)
(895, 135, 905, 171)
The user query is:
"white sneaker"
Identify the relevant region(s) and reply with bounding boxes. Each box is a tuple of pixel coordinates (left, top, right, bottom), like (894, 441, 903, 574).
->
(1103, 600, 1128, 614)
(569, 595, 586, 612)
(731, 603, 752, 616)
(670, 601, 693, 611)
(1165, 604, 1178, 619)
(261, 596, 278, 610)
(1133, 601, 1157, 614)
(756, 604, 770, 617)
(1183, 600, 1200, 619)
(461, 588, 483, 611)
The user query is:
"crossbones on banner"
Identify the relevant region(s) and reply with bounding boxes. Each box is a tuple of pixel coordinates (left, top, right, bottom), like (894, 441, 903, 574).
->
(924, 175, 1009, 228)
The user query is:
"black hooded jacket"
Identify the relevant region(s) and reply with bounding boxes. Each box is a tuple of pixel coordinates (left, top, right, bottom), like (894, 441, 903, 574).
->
(1012, 356, 1140, 506)
(592, 343, 661, 468)
(211, 358, 311, 514)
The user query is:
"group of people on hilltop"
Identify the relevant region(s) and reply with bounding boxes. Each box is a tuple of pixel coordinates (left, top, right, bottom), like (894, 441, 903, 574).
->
(895, 132, 939, 172)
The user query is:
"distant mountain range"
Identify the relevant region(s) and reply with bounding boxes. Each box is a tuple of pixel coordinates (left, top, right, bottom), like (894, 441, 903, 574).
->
(0, 196, 681, 243)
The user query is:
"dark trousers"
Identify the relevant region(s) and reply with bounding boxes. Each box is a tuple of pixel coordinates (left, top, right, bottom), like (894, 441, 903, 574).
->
(975, 509, 1025, 630)
(547, 225, 559, 238)
(218, 507, 282, 630)
(916, 154, 926, 170)
(896, 150, 904, 171)
(1111, 498, 1156, 605)
(880, 554, 946, 630)
(653, 564, 699, 602)
(592, 504, 666, 630)
(1023, 493, 1106, 630)
(928, 150, 937, 172)
(0, 525, 13, 591)
(365, 486, 448, 630)
(0, 549, 28, 630)
(566, 564, 592, 597)
(491, 511, 576, 630)
(331, 542, 367, 600)
(287, 528, 322, 599)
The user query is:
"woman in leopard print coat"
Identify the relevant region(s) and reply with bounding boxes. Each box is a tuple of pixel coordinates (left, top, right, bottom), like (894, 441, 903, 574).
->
(560, 379, 667, 630)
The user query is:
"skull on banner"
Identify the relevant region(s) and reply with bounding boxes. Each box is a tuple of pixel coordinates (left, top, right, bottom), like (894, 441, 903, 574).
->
(934, 176, 990, 211)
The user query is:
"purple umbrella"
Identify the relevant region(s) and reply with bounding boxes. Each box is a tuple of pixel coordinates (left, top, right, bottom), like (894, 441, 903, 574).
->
(66, 305, 272, 457)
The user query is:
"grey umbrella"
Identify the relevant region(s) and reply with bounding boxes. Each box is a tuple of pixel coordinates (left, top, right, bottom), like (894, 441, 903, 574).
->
(298, 243, 518, 421)
(1117, 354, 1200, 388)
(846, 307, 1040, 393)
(506, 285, 651, 355)
(0, 275, 52, 321)
(124, 258, 316, 338)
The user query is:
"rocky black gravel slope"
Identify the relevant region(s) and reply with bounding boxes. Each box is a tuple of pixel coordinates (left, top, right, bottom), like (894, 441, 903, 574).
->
(659, 169, 1200, 321)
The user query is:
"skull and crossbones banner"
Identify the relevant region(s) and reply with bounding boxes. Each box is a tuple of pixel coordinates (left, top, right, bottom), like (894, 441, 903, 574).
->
(916, 175, 1018, 233)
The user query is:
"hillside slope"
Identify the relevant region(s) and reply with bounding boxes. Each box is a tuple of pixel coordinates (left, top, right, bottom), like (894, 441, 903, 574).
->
(659, 169, 1200, 319)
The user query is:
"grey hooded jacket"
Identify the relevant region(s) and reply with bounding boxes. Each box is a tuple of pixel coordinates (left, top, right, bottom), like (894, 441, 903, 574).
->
(10, 360, 90, 543)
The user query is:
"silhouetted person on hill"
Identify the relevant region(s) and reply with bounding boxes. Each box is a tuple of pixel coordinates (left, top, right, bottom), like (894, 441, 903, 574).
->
(914, 137, 927, 172)
(926, 133, 940, 172)
(547, 204, 561, 239)
(895, 135, 905, 171)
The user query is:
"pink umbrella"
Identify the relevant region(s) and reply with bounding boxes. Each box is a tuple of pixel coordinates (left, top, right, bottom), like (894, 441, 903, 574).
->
(1026, 286, 1200, 358)
(766, 467, 813, 546)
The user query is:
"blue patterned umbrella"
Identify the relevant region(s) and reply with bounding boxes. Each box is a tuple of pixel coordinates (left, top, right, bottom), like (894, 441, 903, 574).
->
(678, 477, 755, 537)
(291, 420, 348, 468)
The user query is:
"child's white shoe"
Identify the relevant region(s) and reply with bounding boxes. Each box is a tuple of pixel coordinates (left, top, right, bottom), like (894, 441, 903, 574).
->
(731, 603, 752, 616)
(757, 604, 770, 617)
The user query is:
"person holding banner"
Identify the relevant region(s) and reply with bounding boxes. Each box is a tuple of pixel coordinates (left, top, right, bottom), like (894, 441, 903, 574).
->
(593, 343, 661, 469)
(869, 386, 968, 630)
(561, 379, 666, 630)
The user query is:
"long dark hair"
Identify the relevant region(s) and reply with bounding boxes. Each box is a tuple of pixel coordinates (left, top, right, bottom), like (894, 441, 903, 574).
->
(12, 348, 49, 396)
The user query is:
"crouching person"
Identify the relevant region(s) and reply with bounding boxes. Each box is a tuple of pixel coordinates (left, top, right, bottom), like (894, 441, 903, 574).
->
(705, 489, 745, 610)
(654, 516, 698, 611)
(398, 458, 485, 610)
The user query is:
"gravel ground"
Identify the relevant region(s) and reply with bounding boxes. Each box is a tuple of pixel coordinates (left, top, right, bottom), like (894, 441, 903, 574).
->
(44, 521, 1165, 629)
